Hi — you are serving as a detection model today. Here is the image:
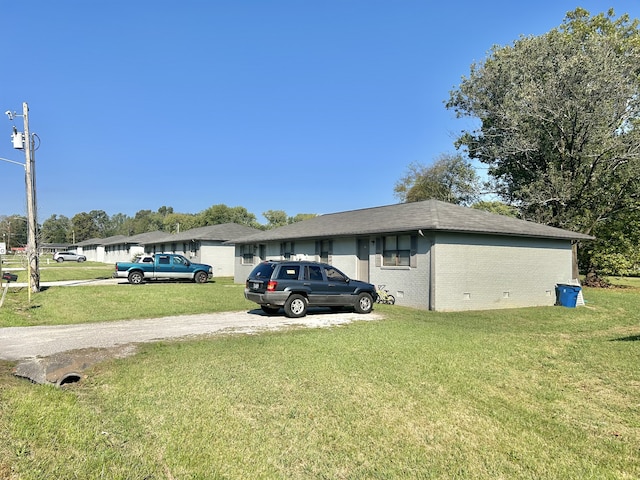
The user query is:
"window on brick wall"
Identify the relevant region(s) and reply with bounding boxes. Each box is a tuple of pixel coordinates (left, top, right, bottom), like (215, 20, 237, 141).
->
(318, 239, 331, 263)
(383, 234, 411, 266)
(281, 241, 294, 260)
(241, 244, 255, 265)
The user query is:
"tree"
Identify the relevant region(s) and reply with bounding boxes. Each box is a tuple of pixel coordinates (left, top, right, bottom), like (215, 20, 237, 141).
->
(41, 214, 72, 243)
(447, 8, 640, 278)
(262, 210, 318, 229)
(71, 212, 100, 242)
(197, 204, 259, 228)
(107, 213, 130, 236)
(0, 215, 28, 249)
(263, 210, 289, 229)
(579, 210, 640, 276)
(129, 209, 164, 234)
(447, 8, 640, 239)
(289, 213, 317, 223)
(162, 213, 199, 233)
(394, 154, 481, 205)
(471, 201, 519, 217)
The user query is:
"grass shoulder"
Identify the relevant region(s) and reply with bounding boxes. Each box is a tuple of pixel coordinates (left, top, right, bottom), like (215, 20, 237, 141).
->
(0, 276, 252, 327)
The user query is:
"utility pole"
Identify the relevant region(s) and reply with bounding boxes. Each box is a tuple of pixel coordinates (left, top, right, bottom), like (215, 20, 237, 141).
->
(23, 102, 39, 293)
(3, 102, 39, 294)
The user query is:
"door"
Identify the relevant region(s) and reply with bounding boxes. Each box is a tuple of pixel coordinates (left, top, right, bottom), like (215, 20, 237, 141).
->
(357, 238, 370, 282)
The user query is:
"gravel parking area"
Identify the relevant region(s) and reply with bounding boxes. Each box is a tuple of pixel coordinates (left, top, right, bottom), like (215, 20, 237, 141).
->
(0, 309, 384, 362)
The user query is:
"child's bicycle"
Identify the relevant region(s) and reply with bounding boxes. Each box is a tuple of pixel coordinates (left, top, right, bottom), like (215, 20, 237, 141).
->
(375, 285, 396, 305)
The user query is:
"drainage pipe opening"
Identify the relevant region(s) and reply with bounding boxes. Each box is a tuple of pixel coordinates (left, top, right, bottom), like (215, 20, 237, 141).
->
(58, 373, 82, 386)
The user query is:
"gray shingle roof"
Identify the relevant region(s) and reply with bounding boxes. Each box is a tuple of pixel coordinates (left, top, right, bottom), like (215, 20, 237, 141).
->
(149, 223, 261, 244)
(76, 235, 128, 247)
(100, 231, 167, 246)
(74, 224, 261, 247)
(230, 200, 594, 243)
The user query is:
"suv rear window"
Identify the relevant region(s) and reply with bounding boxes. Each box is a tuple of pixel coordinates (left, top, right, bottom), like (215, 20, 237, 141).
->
(250, 263, 276, 278)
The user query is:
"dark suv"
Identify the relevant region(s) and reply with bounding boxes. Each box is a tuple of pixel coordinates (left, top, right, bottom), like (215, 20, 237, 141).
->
(244, 260, 377, 318)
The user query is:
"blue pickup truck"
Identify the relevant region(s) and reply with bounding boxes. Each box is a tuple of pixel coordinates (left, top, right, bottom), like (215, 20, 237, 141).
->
(114, 253, 213, 284)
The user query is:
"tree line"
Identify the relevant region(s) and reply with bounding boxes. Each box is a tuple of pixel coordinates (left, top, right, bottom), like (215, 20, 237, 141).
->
(0, 206, 316, 249)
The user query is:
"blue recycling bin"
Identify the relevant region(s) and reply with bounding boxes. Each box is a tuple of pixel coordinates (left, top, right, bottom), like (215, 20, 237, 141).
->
(556, 284, 581, 308)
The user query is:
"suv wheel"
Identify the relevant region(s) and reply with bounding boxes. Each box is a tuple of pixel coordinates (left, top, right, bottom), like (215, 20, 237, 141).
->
(354, 293, 373, 314)
(56, 257, 64, 263)
(284, 294, 307, 318)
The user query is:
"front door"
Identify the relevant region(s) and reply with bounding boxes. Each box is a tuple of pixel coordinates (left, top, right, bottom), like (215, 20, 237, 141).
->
(357, 238, 370, 282)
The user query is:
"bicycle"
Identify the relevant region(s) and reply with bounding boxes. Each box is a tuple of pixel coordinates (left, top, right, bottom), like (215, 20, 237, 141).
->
(375, 285, 396, 305)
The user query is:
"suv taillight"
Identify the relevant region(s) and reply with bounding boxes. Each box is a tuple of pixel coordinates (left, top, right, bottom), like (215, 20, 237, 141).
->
(267, 280, 277, 291)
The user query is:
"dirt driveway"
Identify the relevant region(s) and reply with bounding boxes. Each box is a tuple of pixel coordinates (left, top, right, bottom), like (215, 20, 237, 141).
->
(0, 309, 383, 362)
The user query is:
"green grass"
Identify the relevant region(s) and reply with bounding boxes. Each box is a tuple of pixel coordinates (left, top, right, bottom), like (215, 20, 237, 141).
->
(0, 276, 252, 327)
(2, 261, 113, 283)
(0, 272, 639, 478)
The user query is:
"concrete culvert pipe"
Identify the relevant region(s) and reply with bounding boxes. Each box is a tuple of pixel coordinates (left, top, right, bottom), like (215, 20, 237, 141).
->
(58, 373, 82, 386)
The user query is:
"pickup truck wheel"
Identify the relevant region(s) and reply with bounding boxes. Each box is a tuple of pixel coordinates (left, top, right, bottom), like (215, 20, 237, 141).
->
(284, 294, 307, 318)
(128, 271, 144, 285)
(194, 271, 208, 284)
(354, 292, 373, 314)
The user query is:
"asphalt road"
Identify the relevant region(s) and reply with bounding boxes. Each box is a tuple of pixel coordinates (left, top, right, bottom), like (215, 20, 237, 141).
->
(0, 309, 383, 362)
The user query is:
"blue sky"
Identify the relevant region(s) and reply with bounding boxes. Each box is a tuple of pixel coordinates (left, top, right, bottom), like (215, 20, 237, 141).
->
(2, 0, 639, 225)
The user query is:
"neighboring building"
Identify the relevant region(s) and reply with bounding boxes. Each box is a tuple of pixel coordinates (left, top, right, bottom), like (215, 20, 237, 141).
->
(101, 231, 167, 264)
(139, 223, 261, 277)
(75, 235, 127, 263)
(230, 200, 593, 312)
(74, 223, 261, 277)
(40, 243, 70, 254)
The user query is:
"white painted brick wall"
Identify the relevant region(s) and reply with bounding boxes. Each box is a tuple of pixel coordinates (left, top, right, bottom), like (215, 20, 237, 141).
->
(433, 233, 572, 311)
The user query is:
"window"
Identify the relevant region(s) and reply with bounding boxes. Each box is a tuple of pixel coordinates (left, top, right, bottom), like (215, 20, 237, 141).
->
(319, 240, 331, 263)
(383, 235, 410, 266)
(281, 241, 294, 260)
(173, 256, 186, 266)
(277, 265, 300, 280)
(305, 265, 323, 281)
(251, 262, 275, 278)
(241, 244, 254, 265)
(158, 256, 170, 265)
(325, 266, 348, 282)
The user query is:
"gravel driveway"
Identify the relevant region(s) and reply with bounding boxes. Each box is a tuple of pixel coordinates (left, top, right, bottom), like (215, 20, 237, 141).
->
(0, 309, 383, 362)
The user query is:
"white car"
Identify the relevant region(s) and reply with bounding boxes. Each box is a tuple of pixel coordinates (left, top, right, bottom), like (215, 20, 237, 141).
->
(53, 251, 87, 263)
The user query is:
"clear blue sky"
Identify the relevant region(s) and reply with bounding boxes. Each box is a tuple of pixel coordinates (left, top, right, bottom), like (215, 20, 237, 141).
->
(2, 0, 639, 225)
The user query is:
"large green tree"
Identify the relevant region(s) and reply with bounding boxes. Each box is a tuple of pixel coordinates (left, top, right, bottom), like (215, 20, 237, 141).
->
(394, 153, 481, 205)
(41, 214, 72, 243)
(447, 8, 640, 238)
(71, 212, 100, 242)
(197, 204, 258, 228)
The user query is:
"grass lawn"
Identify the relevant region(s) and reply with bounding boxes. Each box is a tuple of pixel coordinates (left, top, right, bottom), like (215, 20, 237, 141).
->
(0, 268, 639, 478)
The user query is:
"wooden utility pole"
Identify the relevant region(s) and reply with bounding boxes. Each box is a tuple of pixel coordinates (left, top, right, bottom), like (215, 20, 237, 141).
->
(22, 102, 39, 293)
